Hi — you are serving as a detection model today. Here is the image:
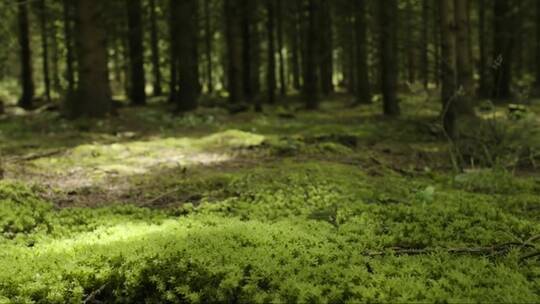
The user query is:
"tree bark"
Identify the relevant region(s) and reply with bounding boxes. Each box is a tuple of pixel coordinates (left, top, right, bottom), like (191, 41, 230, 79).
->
(241, 0, 253, 101)
(204, 0, 213, 93)
(149, 0, 162, 96)
(174, 0, 200, 111)
(304, 0, 320, 109)
(168, 0, 177, 103)
(277, 0, 287, 96)
(38, 0, 51, 102)
(319, 0, 333, 96)
(51, 18, 61, 94)
(355, 0, 371, 104)
(478, 0, 489, 97)
(63, 0, 75, 95)
(17, 0, 34, 109)
(492, 0, 515, 100)
(405, 0, 416, 84)
(126, 0, 146, 105)
(440, 0, 458, 138)
(455, 0, 474, 113)
(71, 0, 112, 118)
(421, 0, 429, 88)
(379, 0, 400, 116)
(290, 1, 302, 91)
(225, 0, 245, 104)
(266, 0, 277, 104)
(535, 0, 540, 94)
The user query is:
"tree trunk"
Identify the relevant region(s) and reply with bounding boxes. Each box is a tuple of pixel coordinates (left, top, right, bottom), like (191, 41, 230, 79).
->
(304, 0, 320, 109)
(204, 0, 213, 93)
(149, 0, 162, 96)
(173, 0, 199, 112)
(440, 0, 458, 138)
(266, 0, 277, 104)
(535, 0, 540, 94)
(225, 0, 245, 104)
(421, 0, 429, 88)
(50, 18, 61, 95)
(71, 0, 112, 118)
(63, 0, 75, 94)
(17, 0, 34, 109)
(433, 2, 441, 87)
(455, 0, 474, 113)
(405, 0, 416, 84)
(478, 0, 489, 97)
(169, 0, 177, 103)
(492, 0, 514, 100)
(379, 0, 400, 116)
(319, 0, 333, 95)
(126, 0, 146, 105)
(277, 0, 287, 96)
(38, 0, 51, 102)
(241, 0, 253, 101)
(291, 2, 302, 91)
(355, 0, 371, 104)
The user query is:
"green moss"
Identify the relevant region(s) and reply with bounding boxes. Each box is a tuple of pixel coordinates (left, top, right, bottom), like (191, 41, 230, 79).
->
(32, 130, 265, 178)
(1, 100, 540, 302)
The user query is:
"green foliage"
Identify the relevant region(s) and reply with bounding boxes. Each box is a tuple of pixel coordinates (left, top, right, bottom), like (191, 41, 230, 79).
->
(1, 101, 539, 303)
(0, 182, 52, 239)
(0, 162, 539, 303)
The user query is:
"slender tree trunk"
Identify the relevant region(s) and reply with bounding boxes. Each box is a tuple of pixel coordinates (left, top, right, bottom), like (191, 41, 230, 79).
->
(478, 0, 488, 97)
(241, 0, 253, 101)
(319, 0, 333, 95)
(405, 0, 416, 84)
(126, 0, 146, 105)
(168, 0, 178, 103)
(71, 0, 112, 118)
(434, 2, 441, 87)
(421, 0, 429, 88)
(440, 0, 458, 138)
(492, 0, 514, 100)
(379, 0, 400, 116)
(347, 14, 356, 94)
(355, 0, 371, 104)
(251, 19, 262, 98)
(535, 0, 540, 94)
(204, 0, 213, 93)
(63, 0, 75, 94)
(149, 0, 162, 96)
(277, 0, 287, 96)
(291, 4, 301, 91)
(266, 0, 277, 104)
(17, 0, 34, 109)
(455, 0, 474, 113)
(51, 20, 61, 94)
(174, 0, 199, 111)
(38, 0, 51, 102)
(225, 0, 245, 104)
(304, 0, 320, 109)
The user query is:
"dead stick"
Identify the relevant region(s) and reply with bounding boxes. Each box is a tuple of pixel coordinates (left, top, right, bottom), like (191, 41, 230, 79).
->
(83, 283, 107, 304)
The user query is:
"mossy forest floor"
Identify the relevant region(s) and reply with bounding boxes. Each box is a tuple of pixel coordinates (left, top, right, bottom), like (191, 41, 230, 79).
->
(0, 94, 539, 303)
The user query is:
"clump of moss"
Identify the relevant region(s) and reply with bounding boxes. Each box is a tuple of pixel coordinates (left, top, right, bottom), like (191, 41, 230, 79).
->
(0, 181, 52, 239)
(453, 169, 537, 194)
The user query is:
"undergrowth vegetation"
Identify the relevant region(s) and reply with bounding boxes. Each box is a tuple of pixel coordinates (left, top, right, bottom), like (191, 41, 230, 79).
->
(1, 99, 539, 303)
(0, 162, 539, 303)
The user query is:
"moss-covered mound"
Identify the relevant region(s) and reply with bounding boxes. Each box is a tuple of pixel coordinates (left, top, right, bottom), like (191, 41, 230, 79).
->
(0, 162, 539, 303)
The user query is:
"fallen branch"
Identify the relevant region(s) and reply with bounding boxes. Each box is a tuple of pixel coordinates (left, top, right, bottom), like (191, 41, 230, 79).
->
(365, 242, 536, 257)
(140, 187, 183, 207)
(83, 283, 108, 304)
(10, 149, 66, 162)
(520, 251, 540, 263)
